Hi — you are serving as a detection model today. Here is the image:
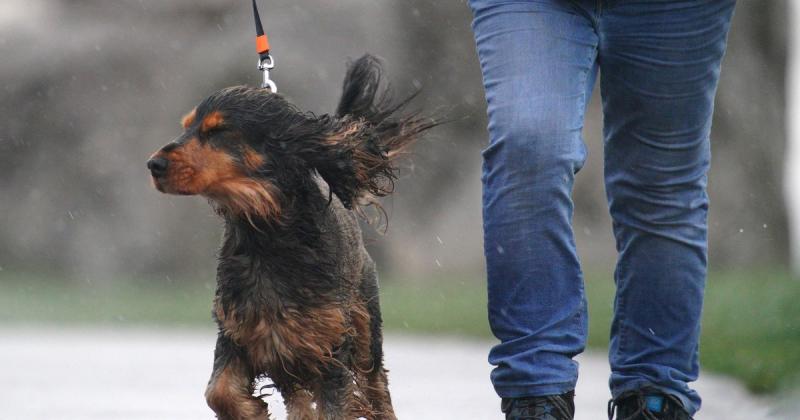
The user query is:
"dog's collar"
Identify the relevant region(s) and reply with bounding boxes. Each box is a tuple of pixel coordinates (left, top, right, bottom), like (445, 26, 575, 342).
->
(252, 0, 277, 92)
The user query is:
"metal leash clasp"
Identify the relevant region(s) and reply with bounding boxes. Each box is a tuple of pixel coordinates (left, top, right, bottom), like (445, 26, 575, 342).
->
(258, 55, 277, 92)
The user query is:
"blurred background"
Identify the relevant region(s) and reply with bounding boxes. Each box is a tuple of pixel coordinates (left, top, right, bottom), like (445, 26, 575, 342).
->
(1, 0, 798, 417)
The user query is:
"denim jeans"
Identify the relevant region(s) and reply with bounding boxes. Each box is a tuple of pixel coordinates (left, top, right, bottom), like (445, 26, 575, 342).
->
(468, 0, 735, 414)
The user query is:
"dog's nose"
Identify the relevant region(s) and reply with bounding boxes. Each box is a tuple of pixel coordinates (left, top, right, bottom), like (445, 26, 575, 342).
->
(147, 157, 169, 177)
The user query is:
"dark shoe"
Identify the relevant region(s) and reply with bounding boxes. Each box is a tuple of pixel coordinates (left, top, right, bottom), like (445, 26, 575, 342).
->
(501, 390, 575, 420)
(608, 388, 692, 420)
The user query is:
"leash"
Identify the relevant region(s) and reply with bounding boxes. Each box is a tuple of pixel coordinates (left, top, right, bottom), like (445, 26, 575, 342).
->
(252, 0, 277, 92)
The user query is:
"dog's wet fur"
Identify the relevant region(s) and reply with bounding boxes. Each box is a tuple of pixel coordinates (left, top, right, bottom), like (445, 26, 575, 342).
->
(147, 55, 434, 419)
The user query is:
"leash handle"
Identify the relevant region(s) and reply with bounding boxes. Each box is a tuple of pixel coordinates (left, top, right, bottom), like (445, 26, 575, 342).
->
(252, 0, 277, 92)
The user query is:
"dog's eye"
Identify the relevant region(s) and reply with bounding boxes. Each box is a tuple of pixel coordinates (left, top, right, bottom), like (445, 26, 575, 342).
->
(203, 126, 229, 140)
(206, 125, 227, 134)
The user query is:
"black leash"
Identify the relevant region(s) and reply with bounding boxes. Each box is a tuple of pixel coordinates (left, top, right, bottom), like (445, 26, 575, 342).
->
(252, 0, 277, 92)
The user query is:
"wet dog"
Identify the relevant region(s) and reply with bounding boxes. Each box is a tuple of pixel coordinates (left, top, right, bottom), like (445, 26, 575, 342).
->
(147, 55, 434, 419)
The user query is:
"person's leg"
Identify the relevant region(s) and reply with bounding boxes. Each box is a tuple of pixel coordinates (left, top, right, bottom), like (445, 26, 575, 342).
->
(468, 0, 599, 398)
(598, 0, 736, 414)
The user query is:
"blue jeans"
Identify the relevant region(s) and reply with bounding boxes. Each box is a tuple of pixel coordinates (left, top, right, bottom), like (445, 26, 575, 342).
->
(469, 0, 735, 414)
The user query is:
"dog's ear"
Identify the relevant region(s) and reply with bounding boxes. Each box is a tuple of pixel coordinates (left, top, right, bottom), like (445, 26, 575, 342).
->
(299, 55, 436, 209)
(303, 119, 405, 209)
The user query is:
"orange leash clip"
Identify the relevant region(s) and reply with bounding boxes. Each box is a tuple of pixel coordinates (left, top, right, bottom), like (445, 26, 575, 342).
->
(252, 0, 277, 92)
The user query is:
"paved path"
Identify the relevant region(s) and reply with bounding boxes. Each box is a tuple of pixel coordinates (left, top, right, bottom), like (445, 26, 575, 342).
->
(0, 327, 776, 419)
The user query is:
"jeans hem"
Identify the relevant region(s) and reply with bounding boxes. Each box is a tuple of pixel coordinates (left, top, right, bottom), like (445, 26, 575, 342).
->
(494, 381, 577, 399)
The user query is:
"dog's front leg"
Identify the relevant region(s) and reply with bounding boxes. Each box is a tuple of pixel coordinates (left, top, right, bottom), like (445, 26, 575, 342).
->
(283, 388, 316, 420)
(315, 364, 360, 420)
(205, 332, 269, 420)
(314, 337, 370, 420)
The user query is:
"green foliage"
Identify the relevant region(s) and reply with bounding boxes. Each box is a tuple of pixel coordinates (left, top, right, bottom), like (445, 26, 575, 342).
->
(383, 269, 800, 395)
(379, 277, 491, 338)
(1, 269, 798, 394)
(699, 269, 800, 394)
(0, 272, 215, 327)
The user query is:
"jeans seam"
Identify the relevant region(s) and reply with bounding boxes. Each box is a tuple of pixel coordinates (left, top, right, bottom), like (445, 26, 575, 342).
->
(613, 259, 629, 363)
(575, 274, 588, 348)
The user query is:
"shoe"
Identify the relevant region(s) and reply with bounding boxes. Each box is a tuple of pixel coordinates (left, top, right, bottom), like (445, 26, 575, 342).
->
(607, 388, 692, 420)
(501, 390, 575, 420)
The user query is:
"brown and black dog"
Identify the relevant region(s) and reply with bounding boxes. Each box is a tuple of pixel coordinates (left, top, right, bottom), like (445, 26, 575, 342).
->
(147, 55, 434, 419)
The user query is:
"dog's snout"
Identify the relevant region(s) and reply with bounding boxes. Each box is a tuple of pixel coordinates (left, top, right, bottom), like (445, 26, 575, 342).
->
(147, 157, 169, 177)
(161, 142, 178, 153)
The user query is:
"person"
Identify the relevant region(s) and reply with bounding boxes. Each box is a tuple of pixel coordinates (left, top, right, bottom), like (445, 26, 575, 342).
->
(467, 1, 736, 419)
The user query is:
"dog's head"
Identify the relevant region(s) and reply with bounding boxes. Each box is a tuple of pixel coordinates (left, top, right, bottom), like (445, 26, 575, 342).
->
(147, 55, 435, 223)
(147, 87, 302, 221)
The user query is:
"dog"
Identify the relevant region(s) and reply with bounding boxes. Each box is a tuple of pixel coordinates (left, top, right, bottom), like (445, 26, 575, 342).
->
(147, 54, 434, 419)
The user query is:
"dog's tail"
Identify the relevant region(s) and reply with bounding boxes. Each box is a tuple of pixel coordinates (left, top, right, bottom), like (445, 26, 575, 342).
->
(336, 54, 402, 122)
(310, 54, 436, 210)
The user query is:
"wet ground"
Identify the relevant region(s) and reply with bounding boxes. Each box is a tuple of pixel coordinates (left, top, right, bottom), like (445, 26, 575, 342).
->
(0, 327, 774, 419)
